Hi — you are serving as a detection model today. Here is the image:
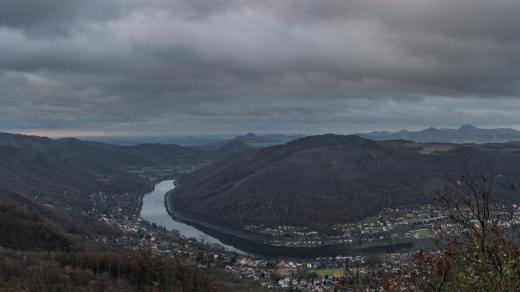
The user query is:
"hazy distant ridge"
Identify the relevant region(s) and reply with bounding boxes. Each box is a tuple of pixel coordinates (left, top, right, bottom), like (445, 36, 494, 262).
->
(360, 124, 520, 143)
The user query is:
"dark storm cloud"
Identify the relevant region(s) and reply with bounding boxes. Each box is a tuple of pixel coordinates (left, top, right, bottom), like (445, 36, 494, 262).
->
(2, 0, 520, 135)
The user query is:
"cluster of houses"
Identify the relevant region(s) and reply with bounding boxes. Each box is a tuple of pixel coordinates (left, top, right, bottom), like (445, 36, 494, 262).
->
(241, 205, 449, 248)
(223, 253, 413, 291)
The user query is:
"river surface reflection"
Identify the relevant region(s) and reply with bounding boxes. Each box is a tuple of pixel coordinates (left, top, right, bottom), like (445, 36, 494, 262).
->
(140, 180, 243, 253)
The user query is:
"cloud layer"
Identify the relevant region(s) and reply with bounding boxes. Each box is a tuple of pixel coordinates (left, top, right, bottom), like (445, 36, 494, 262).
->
(2, 0, 520, 135)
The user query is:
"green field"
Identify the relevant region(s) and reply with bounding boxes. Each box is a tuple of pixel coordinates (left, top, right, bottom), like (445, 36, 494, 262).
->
(311, 268, 344, 277)
(415, 229, 433, 238)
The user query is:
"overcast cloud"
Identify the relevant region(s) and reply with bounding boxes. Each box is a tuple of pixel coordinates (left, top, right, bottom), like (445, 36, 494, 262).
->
(2, 0, 520, 136)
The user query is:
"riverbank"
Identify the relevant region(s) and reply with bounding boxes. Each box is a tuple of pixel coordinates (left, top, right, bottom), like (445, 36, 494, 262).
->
(165, 190, 271, 242)
(142, 180, 243, 251)
(165, 188, 435, 258)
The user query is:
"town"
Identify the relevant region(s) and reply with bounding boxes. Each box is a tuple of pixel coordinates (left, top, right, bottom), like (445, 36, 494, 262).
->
(33, 184, 520, 291)
(81, 195, 436, 290)
(94, 206, 416, 291)
(244, 205, 444, 247)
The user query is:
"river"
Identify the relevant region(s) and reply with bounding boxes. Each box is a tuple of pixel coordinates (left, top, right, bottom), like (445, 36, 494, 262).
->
(141, 180, 435, 258)
(140, 180, 243, 253)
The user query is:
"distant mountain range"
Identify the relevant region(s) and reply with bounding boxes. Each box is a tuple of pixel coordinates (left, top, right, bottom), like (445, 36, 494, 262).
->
(169, 134, 520, 239)
(193, 133, 304, 152)
(360, 124, 520, 143)
(83, 134, 229, 146)
(233, 133, 305, 146)
(85, 126, 520, 145)
(84, 132, 304, 147)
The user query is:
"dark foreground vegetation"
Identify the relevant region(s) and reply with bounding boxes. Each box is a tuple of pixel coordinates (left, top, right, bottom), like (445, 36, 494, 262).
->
(0, 248, 263, 291)
(0, 187, 264, 291)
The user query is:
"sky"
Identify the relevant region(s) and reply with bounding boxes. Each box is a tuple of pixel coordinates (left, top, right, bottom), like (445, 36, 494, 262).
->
(2, 0, 520, 137)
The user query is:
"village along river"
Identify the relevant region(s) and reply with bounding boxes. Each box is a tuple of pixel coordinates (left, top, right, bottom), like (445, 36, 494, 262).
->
(140, 180, 434, 258)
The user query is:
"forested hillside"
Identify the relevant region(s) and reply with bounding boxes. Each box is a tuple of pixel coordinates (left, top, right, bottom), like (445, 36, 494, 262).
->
(170, 135, 520, 231)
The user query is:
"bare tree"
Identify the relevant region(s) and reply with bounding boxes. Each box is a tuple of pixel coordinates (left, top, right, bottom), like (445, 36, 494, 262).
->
(405, 175, 520, 291)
